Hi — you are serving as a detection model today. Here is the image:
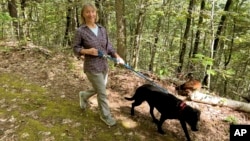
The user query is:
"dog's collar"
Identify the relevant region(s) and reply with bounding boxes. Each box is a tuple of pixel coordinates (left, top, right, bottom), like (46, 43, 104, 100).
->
(179, 102, 187, 111)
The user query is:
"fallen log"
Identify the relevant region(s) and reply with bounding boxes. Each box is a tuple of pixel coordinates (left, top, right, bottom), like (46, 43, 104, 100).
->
(190, 91, 250, 113)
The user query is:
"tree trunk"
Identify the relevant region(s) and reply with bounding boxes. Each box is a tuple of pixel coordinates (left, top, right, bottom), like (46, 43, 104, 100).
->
(149, 17, 162, 72)
(190, 92, 250, 113)
(193, 0, 205, 57)
(223, 20, 235, 95)
(212, 0, 232, 59)
(149, 0, 166, 72)
(115, 0, 126, 60)
(203, 0, 232, 89)
(19, 0, 26, 40)
(177, 0, 195, 73)
(75, 8, 80, 27)
(95, 0, 107, 27)
(63, 0, 73, 46)
(8, 0, 19, 38)
(131, 3, 147, 69)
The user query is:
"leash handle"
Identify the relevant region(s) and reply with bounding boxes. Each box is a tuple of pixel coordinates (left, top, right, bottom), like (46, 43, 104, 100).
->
(103, 54, 128, 66)
(98, 50, 104, 57)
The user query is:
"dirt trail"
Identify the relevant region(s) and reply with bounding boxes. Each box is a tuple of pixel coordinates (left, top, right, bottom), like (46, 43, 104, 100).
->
(0, 44, 250, 141)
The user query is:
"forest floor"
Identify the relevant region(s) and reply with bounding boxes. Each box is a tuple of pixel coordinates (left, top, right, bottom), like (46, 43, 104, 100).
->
(0, 41, 250, 141)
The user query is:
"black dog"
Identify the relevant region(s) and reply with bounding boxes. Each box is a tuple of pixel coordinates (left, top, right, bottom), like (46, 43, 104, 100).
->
(125, 84, 201, 141)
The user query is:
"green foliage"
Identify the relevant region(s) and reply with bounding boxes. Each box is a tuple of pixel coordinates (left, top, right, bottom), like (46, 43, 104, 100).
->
(207, 69, 216, 76)
(192, 54, 214, 67)
(0, 12, 12, 38)
(218, 69, 235, 79)
(224, 115, 238, 124)
(1, 0, 250, 99)
(0, 12, 12, 21)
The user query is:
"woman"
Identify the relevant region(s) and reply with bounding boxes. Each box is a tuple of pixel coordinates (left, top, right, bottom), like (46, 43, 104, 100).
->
(73, 3, 124, 126)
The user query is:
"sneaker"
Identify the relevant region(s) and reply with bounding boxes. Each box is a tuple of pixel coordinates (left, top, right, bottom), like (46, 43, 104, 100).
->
(100, 116, 116, 126)
(79, 91, 87, 109)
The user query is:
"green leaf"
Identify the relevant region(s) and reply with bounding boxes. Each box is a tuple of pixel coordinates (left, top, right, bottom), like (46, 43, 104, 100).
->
(207, 69, 216, 76)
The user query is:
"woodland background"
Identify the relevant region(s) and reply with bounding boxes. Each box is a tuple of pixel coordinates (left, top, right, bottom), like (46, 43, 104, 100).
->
(1, 0, 250, 101)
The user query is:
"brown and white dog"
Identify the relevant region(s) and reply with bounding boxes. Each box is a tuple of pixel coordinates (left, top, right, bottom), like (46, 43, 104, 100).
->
(176, 73, 202, 96)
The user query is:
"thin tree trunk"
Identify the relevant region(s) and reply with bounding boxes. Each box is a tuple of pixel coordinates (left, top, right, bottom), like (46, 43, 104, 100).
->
(223, 20, 235, 95)
(177, 0, 195, 73)
(95, 0, 107, 27)
(204, 0, 232, 89)
(193, 0, 205, 57)
(149, 0, 166, 72)
(63, 0, 73, 46)
(19, 0, 26, 40)
(8, 0, 18, 39)
(75, 0, 80, 27)
(132, 3, 147, 69)
(212, 0, 232, 58)
(204, 0, 216, 89)
(149, 17, 162, 72)
(115, 0, 126, 60)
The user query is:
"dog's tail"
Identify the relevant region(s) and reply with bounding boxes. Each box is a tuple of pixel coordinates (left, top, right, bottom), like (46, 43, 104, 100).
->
(124, 96, 134, 101)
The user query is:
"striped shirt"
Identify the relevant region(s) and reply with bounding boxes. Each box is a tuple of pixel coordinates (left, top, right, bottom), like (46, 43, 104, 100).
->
(73, 24, 116, 73)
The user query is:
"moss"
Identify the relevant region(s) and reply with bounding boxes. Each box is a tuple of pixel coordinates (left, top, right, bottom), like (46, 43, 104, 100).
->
(0, 46, 12, 52)
(95, 132, 114, 141)
(0, 72, 176, 141)
(0, 73, 46, 95)
(17, 119, 48, 141)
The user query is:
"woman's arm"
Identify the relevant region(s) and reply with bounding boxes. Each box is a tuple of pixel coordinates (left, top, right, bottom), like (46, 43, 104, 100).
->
(73, 29, 99, 57)
(80, 48, 99, 56)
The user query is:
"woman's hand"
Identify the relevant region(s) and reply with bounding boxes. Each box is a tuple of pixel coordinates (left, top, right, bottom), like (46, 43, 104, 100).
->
(80, 48, 99, 56)
(88, 48, 99, 56)
(116, 57, 125, 64)
(113, 53, 125, 64)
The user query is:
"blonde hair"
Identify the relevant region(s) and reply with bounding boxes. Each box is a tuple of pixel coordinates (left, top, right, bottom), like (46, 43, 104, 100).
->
(80, 3, 99, 24)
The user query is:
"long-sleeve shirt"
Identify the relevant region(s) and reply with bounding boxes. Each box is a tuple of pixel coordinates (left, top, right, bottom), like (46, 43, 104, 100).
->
(73, 24, 116, 73)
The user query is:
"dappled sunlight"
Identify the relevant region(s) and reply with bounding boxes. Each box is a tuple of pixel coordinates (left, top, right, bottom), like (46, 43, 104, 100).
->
(121, 119, 138, 129)
(1, 43, 250, 141)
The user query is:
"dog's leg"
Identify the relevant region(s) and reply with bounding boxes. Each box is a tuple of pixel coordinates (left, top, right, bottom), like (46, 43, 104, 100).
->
(131, 101, 143, 116)
(149, 105, 158, 123)
(157, 115, 167, 134)
(131, 103, 135, 116)
(180, 120, 191, 141)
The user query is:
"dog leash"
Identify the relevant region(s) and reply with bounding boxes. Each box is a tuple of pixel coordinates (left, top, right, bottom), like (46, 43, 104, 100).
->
(99, 51, 169, 93)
